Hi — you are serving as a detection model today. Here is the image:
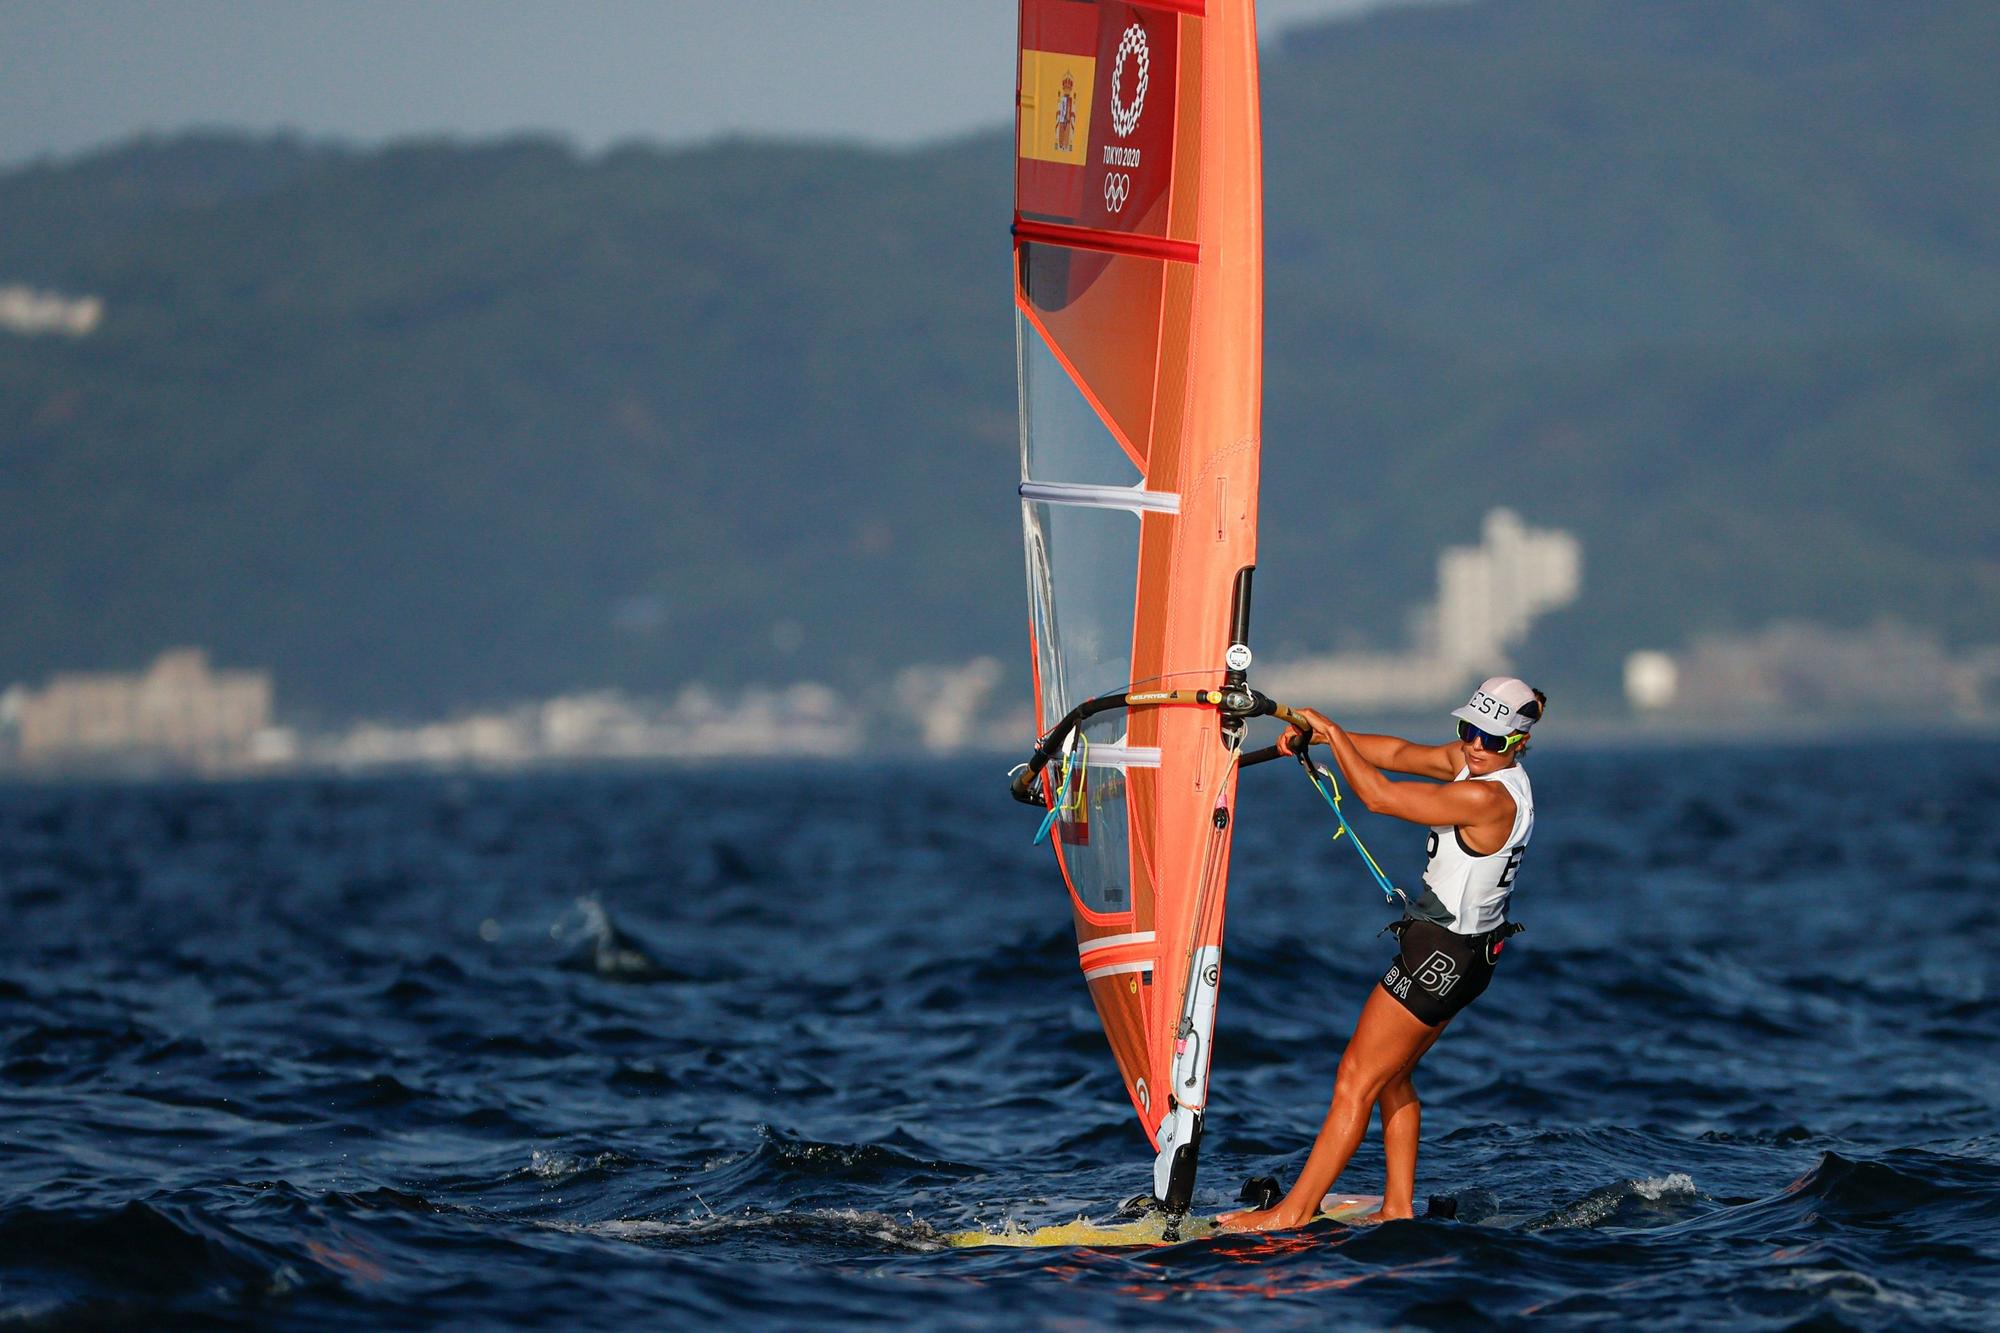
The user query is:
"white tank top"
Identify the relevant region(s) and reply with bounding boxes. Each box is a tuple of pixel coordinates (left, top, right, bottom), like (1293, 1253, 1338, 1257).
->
(1421, 764, 1533, 934)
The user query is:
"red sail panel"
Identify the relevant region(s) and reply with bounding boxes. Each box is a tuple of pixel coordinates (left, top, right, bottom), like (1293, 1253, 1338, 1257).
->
(1015, 0, 1262, 1150)
(1017, 1, 1187, 464)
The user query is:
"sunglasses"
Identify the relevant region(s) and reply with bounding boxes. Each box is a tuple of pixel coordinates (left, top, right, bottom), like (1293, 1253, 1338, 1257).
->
(1458, 720, 1526, 753)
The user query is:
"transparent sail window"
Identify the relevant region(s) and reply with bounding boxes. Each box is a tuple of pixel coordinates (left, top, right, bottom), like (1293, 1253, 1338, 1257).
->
(1019, 314, 1145, 490)
(1022, 496, 1140, 727)
(1053, 712, 1157, 918)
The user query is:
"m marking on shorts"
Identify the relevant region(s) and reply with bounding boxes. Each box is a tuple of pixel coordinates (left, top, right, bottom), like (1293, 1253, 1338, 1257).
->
(1414, 950, 1460, 995)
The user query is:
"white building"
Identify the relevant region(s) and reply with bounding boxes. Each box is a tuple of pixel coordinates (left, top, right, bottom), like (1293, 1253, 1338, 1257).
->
(1624, 622, 1999, 720)
(11, 648, 273, 772)
(1260, 509, 1581, 710)
(0, 285, 102, 337)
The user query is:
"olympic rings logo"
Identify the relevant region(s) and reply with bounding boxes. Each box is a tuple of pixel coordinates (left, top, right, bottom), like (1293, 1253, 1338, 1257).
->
(1103, 172, 1131, 213)
(1110, 24, 1150, 138)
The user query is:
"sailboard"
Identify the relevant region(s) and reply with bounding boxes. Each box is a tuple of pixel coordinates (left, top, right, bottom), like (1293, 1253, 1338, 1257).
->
(1009, 0, 1274, 1217)
(947, 1196, 1381, 1250)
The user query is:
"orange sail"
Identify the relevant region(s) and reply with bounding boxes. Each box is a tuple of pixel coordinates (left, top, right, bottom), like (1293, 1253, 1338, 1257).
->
(1014, 0, 1262, 1210)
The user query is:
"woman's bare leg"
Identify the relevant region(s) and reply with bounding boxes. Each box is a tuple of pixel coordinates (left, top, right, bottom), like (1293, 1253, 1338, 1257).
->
(1374, 1073, 1420, 1218)
(1219, 985, 1438, 1231)
(1373, 1018, 1447, 1220)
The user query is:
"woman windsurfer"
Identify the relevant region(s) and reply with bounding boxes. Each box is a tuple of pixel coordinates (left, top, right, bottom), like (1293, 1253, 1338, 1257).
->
(1219, 675, 1546, 1231)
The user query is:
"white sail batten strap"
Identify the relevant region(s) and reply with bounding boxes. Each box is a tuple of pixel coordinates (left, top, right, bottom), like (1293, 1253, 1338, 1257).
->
(1019, 480, 1181, 514)
(1079, 744, 1160, 768)
(1082, 959, 1152, 982)
(1079, 931, 1156, 956)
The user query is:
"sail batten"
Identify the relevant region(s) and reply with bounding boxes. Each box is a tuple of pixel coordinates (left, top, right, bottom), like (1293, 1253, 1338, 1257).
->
(1013, 219, 1201, 263)
(1018, 481, 1181, 514)
(1014, 0, 1263, 1204)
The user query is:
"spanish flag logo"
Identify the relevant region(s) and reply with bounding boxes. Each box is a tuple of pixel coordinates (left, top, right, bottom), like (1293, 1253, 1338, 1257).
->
(1018, 50, 1096, 166)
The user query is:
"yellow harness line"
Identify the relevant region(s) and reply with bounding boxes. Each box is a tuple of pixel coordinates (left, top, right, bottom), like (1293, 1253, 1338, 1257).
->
(1031, 731, 1087, 844)
(1300, 759, 1404, 906)
(1022, 684, 1406, 908)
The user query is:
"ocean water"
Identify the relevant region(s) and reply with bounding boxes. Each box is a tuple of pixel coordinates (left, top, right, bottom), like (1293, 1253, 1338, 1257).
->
(1, 742, 1995, 1329)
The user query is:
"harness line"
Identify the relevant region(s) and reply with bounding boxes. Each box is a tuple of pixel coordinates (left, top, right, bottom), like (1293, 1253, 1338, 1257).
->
(1032, 730, 1088, 846)
(1297, 750, 1410, 911)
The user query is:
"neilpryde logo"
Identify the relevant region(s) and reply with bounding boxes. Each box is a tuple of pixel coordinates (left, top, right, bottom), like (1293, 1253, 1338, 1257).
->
(1109, 24, 1149, 138)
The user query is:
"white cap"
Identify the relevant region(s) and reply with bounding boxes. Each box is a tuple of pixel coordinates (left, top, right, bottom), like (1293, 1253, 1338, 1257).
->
(1451, 675, 1544, 736)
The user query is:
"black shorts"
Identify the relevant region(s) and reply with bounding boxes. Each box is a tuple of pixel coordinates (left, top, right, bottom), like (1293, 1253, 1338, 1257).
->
(1379, 916, 1522, 1027)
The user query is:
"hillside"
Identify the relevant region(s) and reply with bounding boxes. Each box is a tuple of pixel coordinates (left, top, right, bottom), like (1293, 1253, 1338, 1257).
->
(1, 0, 1995, 719)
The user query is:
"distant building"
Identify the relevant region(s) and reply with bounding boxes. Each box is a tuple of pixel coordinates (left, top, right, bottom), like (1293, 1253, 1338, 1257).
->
(0, 285, 103, 337)
(891, 657, 1006, 754)
(12, 649, 273, 773)
(1624, 650, 1679, 711)
(1624, 621, 2000, 721)
(316, 680, 865, 771)
(1259, 509, 1581, 710)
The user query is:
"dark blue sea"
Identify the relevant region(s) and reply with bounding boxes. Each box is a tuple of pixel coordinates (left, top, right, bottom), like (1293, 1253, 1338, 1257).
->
(2, 742, 1996, 1329)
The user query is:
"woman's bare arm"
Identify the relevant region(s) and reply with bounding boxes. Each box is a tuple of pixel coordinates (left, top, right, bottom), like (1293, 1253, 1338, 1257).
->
(1343, 730, 1458, 780)
(1315, 718, 1513, 830)
(1282, 710, 1457, 779)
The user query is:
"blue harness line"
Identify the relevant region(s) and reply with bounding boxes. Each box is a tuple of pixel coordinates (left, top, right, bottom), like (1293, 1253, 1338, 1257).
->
(1299, 754, 1410, 911)
(1024, 721, 1419, 917)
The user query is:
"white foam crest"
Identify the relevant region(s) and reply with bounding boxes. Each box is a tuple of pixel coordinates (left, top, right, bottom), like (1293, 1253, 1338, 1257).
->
(1632, 1172, 1697, 1200)
(1525, 1171, 1702, 1231)
(527, 1148, 622, 1181)
(545, 895, 660, 975)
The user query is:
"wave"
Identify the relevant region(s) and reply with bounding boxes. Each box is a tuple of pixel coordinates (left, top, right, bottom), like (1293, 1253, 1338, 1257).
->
(0, 1195, 339, 1322)
(550, 896, 689, 981)
(708, 1126, 976, 1185)
(1749, 1150, 2000, 1228)
(1523, 1172, 1701, 1231)
(524, 1148, 639, 1185)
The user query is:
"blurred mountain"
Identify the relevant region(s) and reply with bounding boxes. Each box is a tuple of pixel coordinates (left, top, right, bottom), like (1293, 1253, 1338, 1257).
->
(1, 0, 1995, 719)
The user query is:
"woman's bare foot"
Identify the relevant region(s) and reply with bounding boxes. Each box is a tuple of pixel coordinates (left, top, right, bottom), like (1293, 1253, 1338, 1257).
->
(1356, 1205, 1414, 1225)
(1215, 1205, 1312, 1233)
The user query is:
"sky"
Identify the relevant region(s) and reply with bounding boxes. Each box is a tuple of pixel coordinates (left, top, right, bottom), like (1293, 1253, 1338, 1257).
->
(0, 0, 1434, 167)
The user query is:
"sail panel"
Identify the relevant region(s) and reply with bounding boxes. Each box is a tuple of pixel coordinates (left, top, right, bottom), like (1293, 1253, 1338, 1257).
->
(1018, 244, 1167, 471)
(1015, 0, 1262, 1153)
(1017, 1, 1182, 239)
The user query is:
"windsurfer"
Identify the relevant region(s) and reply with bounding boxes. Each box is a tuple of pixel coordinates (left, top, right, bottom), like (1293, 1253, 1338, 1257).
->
(1219, 676, 1545, 1231)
